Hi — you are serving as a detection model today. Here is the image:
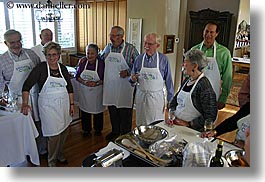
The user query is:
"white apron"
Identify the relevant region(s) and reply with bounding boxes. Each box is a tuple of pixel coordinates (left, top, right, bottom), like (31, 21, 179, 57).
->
(200, 42, 221, 100)
(38, 63, 71, 136)
(103, 44, 134, 108)
(8, 51, 39, 121)
(135, 53, 165, 126)
(174, 73, 204, 122)
(236, 114, 250, 141)
(78, 59, 105, 114)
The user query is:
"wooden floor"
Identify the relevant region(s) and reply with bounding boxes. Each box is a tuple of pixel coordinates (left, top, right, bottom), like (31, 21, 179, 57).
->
(29, 104, 239, 167)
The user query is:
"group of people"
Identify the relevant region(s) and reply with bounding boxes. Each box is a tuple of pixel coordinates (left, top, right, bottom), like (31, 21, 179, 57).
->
(0, 20, 250, 166)
(0, 29, 74, 167)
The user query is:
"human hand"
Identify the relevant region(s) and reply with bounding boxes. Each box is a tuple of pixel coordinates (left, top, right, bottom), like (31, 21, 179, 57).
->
(174, 118, 189, 127)
(165, 118, 174, 127)
(70, 105, 75, 116)
(130, 73, 139, 82)
(119, 70, 129, 78)
(20, 103, 32, 115)
(86, 81, 97, 87)
(201, 130, 216, 138)
(217, 102, 225, 110)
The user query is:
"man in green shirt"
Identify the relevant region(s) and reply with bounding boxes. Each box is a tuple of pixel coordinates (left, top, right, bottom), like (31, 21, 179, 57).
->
(191, 21, 232, 110)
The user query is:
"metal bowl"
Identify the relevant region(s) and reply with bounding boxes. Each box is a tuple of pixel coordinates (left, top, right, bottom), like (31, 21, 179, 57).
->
(224, 149, 249, 167)
(132, 125, 168, 146)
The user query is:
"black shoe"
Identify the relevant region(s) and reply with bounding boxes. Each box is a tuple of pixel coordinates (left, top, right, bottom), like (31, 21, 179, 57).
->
(105, 132, 119, 141)
(57, 159, 68, 165)
(94, 131, 102, 136)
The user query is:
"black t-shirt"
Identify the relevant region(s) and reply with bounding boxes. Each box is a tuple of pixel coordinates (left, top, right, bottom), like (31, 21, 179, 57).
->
(22, 62, 73, 93)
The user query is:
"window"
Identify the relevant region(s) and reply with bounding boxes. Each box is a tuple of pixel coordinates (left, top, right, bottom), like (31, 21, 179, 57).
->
(0, 0, 75, 54)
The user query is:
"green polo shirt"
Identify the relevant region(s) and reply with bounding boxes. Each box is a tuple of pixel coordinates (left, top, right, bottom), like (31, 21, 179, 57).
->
(191, 41, 232, 104)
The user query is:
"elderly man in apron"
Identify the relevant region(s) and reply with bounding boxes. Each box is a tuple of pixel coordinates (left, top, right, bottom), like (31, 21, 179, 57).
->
(101, 26, 139, 141)
(0, 29, 43, 153)
(130, 32, 174, 126)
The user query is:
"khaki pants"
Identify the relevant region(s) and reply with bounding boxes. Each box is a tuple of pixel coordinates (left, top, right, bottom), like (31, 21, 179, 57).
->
(47, 127, 69, 167)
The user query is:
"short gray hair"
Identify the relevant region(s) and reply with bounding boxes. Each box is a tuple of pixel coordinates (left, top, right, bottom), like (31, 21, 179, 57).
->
(43, 41, 61, 55)
(4, 29, 22, 41)
(144, 32, 161, 45)
(111, 26, 124, 36)
(86, 43, 99, 54)
(184, 49, 208, 71)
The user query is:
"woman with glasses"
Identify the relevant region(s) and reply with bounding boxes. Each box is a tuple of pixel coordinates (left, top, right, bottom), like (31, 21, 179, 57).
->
(21, 41, 74, 167)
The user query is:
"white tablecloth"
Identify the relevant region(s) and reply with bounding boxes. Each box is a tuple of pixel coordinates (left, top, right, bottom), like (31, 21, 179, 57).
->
(0, 110, 40, 166)
(156, 122, 241, 153)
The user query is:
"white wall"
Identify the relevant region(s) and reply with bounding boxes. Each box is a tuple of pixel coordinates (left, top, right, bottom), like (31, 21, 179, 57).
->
(127, 0, 185, 91)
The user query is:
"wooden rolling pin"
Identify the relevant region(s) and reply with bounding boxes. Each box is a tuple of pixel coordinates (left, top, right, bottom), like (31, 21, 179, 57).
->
(125, 136, 168, 166)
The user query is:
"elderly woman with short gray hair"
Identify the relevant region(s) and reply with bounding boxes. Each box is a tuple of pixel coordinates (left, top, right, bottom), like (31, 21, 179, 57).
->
(168, 49, 217, 131)
(21, 41, 74, 167)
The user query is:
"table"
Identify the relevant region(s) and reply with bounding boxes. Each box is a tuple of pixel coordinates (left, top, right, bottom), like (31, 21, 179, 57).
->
(232, 57, 250, 77)
(0, 109, 40, 167)
(112, 122, 242, 167)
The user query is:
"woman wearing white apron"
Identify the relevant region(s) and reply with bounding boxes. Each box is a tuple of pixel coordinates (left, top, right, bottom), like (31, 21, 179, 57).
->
(168, 49, 217, 131)
(21, 42, 74, 167)
(76, 44, 105, 137)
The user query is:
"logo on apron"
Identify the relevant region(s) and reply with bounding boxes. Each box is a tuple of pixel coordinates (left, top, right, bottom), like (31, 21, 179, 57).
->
(82, 74, 94, 81)
(177, 97, 185, 107)
(108, 56, 121, 63)
(206, 62, 214, 70)
(16, 65, 32, 72)
(141, 72, 158, 80)
(49, 81, 64, 88)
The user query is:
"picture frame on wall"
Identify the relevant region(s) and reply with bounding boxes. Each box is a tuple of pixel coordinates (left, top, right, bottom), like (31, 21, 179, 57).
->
(127, 18, 142, 53)
(163, 35, 175, 54)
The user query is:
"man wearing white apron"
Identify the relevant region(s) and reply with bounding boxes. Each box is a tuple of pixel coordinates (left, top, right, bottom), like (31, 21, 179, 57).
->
(135, 53, 165, 125)
(191, 22, 232, 110)
(200, 42, 221, 101)
(130, 33, 174, 126)
(76, 44, 105, 137)
(0, 30, 43, 153)
(101, 26, 139, 141)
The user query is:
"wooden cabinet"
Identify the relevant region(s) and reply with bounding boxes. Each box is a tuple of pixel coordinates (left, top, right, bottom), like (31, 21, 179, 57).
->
(69, 53, 86, 67)
(188, 8, 233, 49)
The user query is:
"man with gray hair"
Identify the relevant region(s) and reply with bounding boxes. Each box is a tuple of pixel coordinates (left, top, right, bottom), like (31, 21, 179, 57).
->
(130, 32, 174, 126)
(101, 26, 139, 141)
(0, 29, 42, 154)
(31, 28, 62, 63)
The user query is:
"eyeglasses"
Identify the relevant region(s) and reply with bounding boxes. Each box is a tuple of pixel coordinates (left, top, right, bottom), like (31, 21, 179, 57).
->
(46, 53, 59, 58)
(144, 42, 157, 46)
(7, 40, 22, 46)
(109, 34, 121, 37)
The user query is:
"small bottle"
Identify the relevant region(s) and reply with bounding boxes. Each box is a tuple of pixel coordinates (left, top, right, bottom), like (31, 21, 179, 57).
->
(210, 140, 224, 167)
